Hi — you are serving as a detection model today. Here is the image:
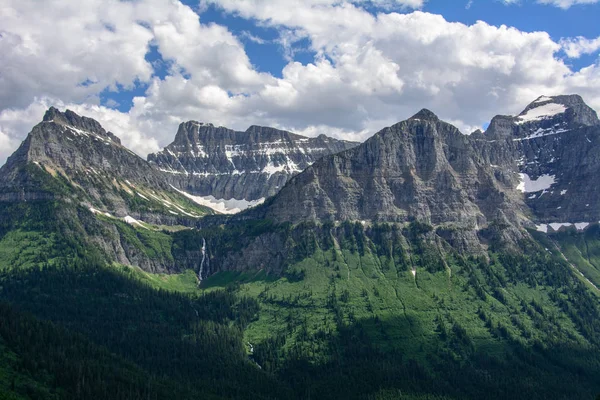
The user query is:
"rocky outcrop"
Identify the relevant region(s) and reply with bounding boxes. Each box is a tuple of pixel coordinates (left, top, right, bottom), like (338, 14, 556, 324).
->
(238, 95, 600, 257)
(483, 95, 600, 230)
(0, 107, 210, 223)
(148, 122, 358, 203)
(251, 109, 527, 254)
(0, 107, 212, 273)
(3, 96, 600, 276)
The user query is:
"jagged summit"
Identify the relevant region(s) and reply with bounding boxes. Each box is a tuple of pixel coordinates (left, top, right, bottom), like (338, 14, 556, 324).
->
(484, 94, 599, 139)
(251, 95, 600, 245)
(409, 108, 439, 122)
(190, 121, 215, 127)
(148, 122, 359, 203)
(515, 94, 599, 126)
(255, 109, 528, 255)
(0, 108, 211, 228)
(42, 107, 121, 144)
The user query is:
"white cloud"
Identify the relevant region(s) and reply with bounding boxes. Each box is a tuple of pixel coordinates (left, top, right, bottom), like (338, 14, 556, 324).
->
(503, 0, 599, 7)
(1, 0, 600, 169)
(0, 0, 155, 111)
(200, 2, 597, 126)
(561, 36, 600, 58)
(536, 0, 599, 8)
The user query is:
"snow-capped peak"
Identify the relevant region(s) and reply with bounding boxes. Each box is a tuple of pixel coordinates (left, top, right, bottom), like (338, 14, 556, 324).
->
(516, 102, 567, 124)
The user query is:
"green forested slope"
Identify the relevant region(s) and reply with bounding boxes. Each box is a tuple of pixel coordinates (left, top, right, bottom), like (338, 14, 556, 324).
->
(197, 221, 600, 400)
(1, 199, 600, 399)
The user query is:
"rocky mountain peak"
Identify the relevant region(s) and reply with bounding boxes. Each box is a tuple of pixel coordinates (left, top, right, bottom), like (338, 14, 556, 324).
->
(259, 111, 527, 254)
(171, 121, 219, 147)
(148, 122, 359, 205)
(485, 94, 599, 139)
(409, 108, 440, 122)
(42, 107, 121, 144)
(515, 94, 599, 127)
(243, 125, 304, 142)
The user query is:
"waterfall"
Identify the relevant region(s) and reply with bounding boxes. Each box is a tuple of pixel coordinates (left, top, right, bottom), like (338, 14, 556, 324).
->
(198, 238, 208, 283)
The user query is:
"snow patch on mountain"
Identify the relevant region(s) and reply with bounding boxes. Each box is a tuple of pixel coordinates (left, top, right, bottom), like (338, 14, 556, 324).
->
(171, 186, 265, 214)
(517, 173, 555, 193)
(515, 126, 570, 141)
(262, 159, 301, 177)
(64, 125, 115, 146)
(89, 207, 112, 218)
(536, 222, 590, 233)
(517, 103, 567, 124)
(123, 216, 148, 229)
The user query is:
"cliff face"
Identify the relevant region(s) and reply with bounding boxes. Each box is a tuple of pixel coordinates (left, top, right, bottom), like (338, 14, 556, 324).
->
(260, 96, 599, 224)
(230, 95, 600, 260)
(0, 108, 212, 273)
(147, 122, 358, 205)
(0, 107, 210, 222)
(2, 95, 600, 276)
(249, 109, 524, 255)
(483, 95, 600, 231)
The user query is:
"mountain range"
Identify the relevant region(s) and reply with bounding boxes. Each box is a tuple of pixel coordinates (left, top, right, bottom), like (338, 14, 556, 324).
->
(1, 95, 600, 399)
(148, 121, 358, 212)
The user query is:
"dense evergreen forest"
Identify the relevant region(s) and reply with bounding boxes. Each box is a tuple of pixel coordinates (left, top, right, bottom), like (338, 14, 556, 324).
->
(1, 200, 600, 399)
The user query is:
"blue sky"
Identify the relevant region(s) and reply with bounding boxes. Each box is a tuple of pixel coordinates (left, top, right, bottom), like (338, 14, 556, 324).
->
(1, 0, 600, 163)
(98, 0, 600, 115)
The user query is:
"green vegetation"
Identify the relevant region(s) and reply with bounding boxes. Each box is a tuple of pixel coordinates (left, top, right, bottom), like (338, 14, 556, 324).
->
(2, 200, 600, 399)
(0, 260, 289, 399)
(543, 224, 600, 289)
(119, 265, 200, 293)
(196, 222, 600, 399)
(116, 183, 214, 218)
(107, 216, 175, 262)
(0, 230, 59, 270)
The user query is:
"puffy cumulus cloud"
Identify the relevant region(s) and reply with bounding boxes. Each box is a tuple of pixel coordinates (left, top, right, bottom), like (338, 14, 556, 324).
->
(0, 0, 155, 110)
(0, 0, 269, 110)
(142, 0, 273, 93)
(201, 2, 594, 130)
(2, 0, 600, 168)
(561, 36, 600, 58)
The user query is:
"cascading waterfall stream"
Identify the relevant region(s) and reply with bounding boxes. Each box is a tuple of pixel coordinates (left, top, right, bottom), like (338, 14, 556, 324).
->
(198, 238, 208, 284)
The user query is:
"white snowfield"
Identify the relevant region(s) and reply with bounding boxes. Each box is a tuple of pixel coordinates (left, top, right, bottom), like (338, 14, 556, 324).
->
(171, 186, 265, 214)
(123, 215, 148, 229)
(59, 123, 115, 146)
(516, 103, 567, 124)
(514, 126, 569, 141)
(89, 207, 112, 218)
(517, 173, 555, 193)
(536, 222, 590, 233)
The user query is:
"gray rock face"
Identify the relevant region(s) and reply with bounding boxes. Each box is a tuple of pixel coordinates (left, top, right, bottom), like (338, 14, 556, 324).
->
(0, 107, 211, 223)
(484, 95, 600, 230)
(248, 95, 600, 251)
(486, 95, 599, 140)
(264, 113, 521, 218)
(147, 122, 358, 201)
(0, 107, 214, 273)
(2, 96, 600, 275)
(253, 109, 529, 253)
